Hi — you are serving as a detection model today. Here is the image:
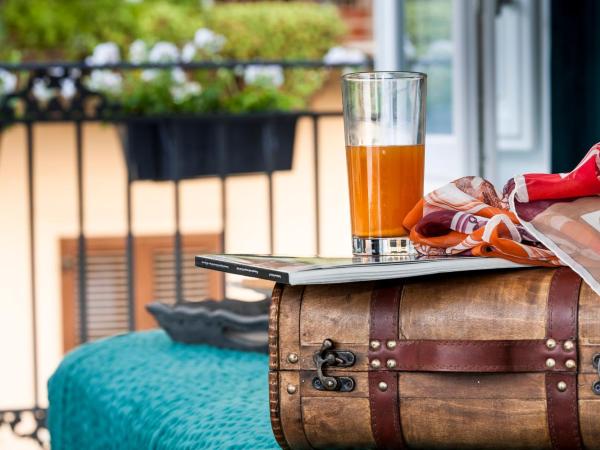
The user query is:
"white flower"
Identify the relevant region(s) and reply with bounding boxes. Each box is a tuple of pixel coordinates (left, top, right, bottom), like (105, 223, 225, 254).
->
(0, 69, 17, 95)
(32, 79, 54, 102)
(323, 46, 368, 65)
(86, 42, 121, 66)
(171, 67, 187, 84)
(86, 70, 122, 95)
(171, 81, 201, 103)
(48, 66, 65, 77)
(233, 65, 245, 77)
(60, 78, 77, 99)
(181, 42, 196, 63)
(141, 70, 158, 81)
(69, 68, 82, 79)
(244, 65, 284, 87)
(194, 28, 226, 54)
(194, 28, 215, 47)
(148, 42, 180, 63)
(129, 40, 148, 64)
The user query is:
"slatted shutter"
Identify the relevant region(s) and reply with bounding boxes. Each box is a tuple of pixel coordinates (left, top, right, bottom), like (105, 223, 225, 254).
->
(61, 234, 222, 351)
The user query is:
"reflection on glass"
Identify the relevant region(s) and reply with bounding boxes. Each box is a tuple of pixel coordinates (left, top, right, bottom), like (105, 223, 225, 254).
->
(405, 0, 453, 134)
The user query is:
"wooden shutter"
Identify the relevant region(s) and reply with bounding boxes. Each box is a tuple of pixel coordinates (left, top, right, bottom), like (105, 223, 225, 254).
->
(61, 234, 222, 351)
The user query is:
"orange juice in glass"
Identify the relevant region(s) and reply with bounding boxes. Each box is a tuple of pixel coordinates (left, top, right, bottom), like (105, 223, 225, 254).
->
(342, 72, 426, 255)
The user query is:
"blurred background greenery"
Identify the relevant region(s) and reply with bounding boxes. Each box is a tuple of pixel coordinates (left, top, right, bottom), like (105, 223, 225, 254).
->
(0, 0, 345, 61)
(0, 0, 452, 131)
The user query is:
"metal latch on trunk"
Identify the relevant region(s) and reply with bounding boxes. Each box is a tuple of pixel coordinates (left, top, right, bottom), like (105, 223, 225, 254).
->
(312, 339, 356, 392)
(592, 353, 600, 395)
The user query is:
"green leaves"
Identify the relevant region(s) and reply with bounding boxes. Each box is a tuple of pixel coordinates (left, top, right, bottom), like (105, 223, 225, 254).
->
(0, 1, 347, 115)
(118, 66, 304, 115)
(0, 0, 140, 59)
(205, 2, 346, 60)
(222, 85, 303, 114)
(0, 0, 344, 62)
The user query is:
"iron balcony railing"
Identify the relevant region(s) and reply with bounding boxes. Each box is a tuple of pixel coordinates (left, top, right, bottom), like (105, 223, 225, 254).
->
(0, 55, 451, 447)
(0, 58, 371, 447)
(0, 55, 452, 446)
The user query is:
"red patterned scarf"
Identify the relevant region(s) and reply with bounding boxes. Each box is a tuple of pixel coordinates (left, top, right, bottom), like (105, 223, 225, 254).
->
(404, 143, 600, 295)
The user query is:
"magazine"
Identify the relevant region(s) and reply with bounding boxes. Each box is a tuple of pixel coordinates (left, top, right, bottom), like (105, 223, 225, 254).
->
(195, 254, 528, 285)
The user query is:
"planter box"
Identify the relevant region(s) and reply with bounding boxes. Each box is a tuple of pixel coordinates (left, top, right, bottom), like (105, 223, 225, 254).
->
(123, 115, 299, 181)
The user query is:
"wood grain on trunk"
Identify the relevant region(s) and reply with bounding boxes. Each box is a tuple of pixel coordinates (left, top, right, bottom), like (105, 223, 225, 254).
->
(270, 268, 600, 449)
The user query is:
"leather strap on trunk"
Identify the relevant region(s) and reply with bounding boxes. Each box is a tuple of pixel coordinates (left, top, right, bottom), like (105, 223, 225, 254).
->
(372, 339, 576, 372)
(366, 269, 583, 450)
(545, 267, 583, 450)
(368, 283, 406, 450)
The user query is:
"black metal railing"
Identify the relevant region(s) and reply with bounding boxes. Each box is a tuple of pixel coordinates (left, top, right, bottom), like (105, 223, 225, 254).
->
(0, 58, 371, 447)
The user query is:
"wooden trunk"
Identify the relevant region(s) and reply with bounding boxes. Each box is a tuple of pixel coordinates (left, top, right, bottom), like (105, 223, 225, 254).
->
(268, 268, 600, 449)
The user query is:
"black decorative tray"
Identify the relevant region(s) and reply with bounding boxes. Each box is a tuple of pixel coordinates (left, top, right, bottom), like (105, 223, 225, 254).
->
(146, 298, 269, 353)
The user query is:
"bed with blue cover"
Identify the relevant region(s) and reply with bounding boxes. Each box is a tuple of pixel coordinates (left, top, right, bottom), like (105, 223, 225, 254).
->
(48, 330, 279, 449)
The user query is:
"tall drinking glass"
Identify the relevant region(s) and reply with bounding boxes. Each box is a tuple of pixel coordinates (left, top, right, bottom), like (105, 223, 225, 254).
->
(342, 71, 426, 256)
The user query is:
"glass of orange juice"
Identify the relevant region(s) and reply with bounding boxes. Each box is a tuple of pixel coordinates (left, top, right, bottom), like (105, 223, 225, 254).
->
(342, 72, 426, 256)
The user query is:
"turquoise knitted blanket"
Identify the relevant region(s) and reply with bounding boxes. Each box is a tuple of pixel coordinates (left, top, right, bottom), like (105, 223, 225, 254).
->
(48, 330, 279, 449)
